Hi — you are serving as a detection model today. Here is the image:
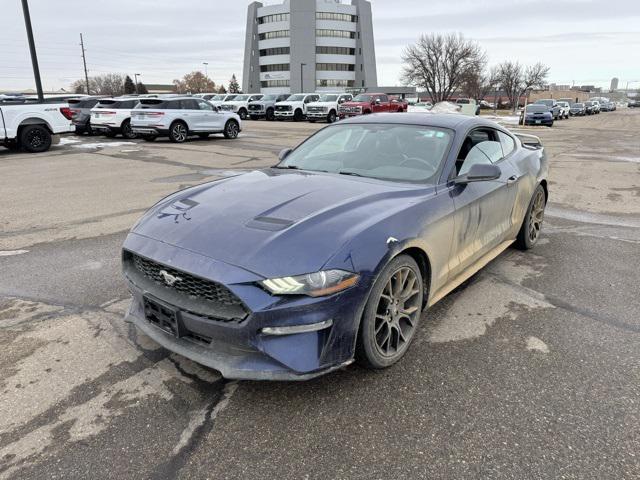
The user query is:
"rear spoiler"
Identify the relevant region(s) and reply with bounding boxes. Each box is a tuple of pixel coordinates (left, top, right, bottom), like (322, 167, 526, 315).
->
(515, 133, 543, 150)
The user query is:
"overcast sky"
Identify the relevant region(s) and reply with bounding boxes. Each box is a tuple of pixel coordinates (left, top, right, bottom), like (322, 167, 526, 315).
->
(2, 0, 639, 92)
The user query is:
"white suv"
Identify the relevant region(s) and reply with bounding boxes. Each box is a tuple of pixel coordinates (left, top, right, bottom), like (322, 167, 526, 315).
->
(130, 97, 241, 143)
(306, 93, 353, 123)
(274, 93, 320, 121)
(209, 94, 238, 108)
(218, 94, 264, 120)
(90, 97, 141, 138)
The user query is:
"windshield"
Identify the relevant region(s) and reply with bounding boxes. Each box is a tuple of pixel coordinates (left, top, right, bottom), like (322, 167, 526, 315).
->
(262, 95, 278, 101)
(526, 105, 550, 113)
(573, 103, 584, 108)
(233, 95, 250, 101)
(535, 100, 554, 106)
(353, 95, 373, 102)
(279, 124, 453, 183)
(318, 94, 339, 102)
(211, 95, 225, 101)
(287, 94, 306, 101)
(225, 95, 237, 101)
(585, 102, 594, 106)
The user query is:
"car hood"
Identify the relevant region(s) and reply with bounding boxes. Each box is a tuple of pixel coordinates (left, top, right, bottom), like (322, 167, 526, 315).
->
(132, 170, 428, 278)
(308, 102, 335, 108)
(340, 102, 369, 108)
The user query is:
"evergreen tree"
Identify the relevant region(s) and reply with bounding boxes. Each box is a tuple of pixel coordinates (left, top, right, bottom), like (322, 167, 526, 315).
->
(228, 74, 240, 94)
(124, 76, 136, 94)
(218, 84, 227, 94)
(137, 82, 149, 94)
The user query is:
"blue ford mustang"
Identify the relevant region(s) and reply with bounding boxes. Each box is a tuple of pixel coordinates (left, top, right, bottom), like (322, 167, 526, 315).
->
(123, 114, 548, 380)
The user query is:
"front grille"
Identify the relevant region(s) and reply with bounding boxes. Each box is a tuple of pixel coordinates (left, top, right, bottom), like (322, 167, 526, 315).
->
(276, 105, 292, 112)
(219, 105, 234, 111)
(307, 106, 325, 113)
(340, 106, 361, 114)
(248, 104, 263, 111)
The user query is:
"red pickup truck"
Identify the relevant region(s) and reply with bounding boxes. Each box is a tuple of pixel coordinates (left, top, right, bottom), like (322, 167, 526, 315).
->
(338, 93, 406, 119)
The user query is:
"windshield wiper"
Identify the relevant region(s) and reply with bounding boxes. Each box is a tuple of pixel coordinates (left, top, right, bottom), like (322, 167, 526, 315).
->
(338, 171, 364, 177)
(273, 165, 300, 170)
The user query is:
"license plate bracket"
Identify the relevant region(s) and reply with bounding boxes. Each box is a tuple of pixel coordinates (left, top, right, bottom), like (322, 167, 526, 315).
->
(143, 295, 184, 338)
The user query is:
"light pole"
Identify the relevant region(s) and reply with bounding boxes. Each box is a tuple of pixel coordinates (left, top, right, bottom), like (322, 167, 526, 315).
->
(203, 62, 209, 78)
(134, 73, 141, 94)
(21, 0, 44, 101)
(300, 63, 306, 93)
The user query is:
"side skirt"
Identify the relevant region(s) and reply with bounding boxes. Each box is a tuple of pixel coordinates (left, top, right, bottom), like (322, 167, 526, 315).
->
(427, 239, 514, 308)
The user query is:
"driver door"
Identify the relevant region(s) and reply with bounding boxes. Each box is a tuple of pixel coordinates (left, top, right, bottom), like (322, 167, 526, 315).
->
(448, 128, 518, 277)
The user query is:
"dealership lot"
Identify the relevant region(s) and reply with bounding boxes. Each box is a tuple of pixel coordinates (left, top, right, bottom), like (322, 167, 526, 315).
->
(1, 111, 639, 479)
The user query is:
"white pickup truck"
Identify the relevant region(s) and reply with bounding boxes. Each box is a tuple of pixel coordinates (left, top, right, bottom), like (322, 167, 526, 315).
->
(0, 102, 74, 152)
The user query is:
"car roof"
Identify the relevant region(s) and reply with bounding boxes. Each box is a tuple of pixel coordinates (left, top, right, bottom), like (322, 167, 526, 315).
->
(337, 113, 495, 131)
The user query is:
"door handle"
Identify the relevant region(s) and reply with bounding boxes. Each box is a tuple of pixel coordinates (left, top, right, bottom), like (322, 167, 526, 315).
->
(507, 175, 520, 185)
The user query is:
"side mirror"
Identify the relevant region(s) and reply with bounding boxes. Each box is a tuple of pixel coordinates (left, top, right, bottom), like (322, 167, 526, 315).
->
(455, 164, 501, 185)
(375, 99, 381, 105)
(278, 148, 293, 162)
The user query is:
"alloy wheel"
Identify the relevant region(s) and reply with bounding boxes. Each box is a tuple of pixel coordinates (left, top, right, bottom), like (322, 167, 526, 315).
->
(528, 189, 546, 243)
(172, 123, 187, 142)
(374, 267, 421, 357)
(26, 129, 45, 149)
(225, 121, 239, 139)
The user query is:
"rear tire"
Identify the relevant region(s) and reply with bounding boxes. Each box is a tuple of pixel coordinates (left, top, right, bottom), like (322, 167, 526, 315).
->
(516, 185, 547, 250)
(20, 125, 51, 153)
(356, 255, 424, 370)
(238, 108, 248, 120)
(223, 120, 240, 139)
(121, 119, 137, 139)
(169, 121, 188, 143)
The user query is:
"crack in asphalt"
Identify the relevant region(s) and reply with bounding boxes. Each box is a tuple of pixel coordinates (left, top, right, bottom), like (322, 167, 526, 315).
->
(487, 271, 640, 335)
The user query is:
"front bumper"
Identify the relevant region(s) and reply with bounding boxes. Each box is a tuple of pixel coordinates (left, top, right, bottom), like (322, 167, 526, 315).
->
(306, 111, 328, 119)
(524, 117, 553, 126)
(122, 233, 368, 381)
(274, 110, 294, 118)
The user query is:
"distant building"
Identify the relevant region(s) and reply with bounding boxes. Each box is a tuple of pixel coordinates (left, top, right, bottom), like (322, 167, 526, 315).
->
(242, 0, 378, 94)
(145, 84, 176, 94)
(610, 77, 619, 92)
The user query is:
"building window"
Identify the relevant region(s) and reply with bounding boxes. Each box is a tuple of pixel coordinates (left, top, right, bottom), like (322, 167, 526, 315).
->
(260, 47, 291, 56)
(316, 46, 355, 55)
(260, 63, 290, 72)
(257, 13, 290, 24)
(316, 12, 357, 23)
(259, 30, 290, 40)
(316, 63, 355, 72)
(317, 79, 355, 88)
(261, 80, 290, 88)
(316, 29, 356, 39)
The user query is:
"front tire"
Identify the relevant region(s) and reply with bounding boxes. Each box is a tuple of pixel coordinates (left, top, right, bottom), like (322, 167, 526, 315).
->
(516, 185, 547, 250)
(266, 109, 275, 121)
(169, 121, 188, 143)
(20, 125, 52, 153)
(356, 255, 424, 369)
(238, 108, 248, 120)
(293, 109, 304, 122)
(327, 110, 337, 123)
(223, 120, 240, 139)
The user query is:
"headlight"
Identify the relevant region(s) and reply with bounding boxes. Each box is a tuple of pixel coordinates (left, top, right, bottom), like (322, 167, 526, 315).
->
(260, 270, 359, 297)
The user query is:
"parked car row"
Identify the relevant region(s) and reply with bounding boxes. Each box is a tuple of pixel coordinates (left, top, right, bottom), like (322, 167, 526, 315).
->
(519, 97, 619, 127)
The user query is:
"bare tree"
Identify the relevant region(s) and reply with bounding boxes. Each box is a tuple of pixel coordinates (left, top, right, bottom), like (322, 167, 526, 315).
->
(496, 61, 549, 112)
(70, 74, 125, 96)
(460, 66, 499, 102)
(401, 33, 486, 104)
(173, 71, 216, 94)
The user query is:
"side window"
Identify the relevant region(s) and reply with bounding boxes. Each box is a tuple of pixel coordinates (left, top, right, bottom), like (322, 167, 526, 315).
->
(304, 96, 312, 104)
(379, 95, 389, 102)
(181, 99, 199, 110)
(457, 129, 503, 175)
(197, 100, 213, 111)
(498, 131, 516, 157)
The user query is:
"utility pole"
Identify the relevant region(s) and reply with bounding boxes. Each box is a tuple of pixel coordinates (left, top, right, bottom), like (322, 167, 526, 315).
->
(21, 0, 43, 102)
(80, 33, 90, 95)
(203, 62, 209, 78)
(134, 73, 141, 94)
(300, 63, 306, 93)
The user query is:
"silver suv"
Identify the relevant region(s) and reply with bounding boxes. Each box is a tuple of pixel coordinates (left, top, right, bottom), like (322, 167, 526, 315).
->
(131, 97, 241, 143)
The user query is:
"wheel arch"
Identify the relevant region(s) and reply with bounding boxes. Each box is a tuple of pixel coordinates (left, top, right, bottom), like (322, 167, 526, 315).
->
(539, 179, 549, 201)
(19, 118, 53, 133)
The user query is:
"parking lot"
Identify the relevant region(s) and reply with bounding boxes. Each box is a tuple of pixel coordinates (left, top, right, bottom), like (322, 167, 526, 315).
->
(1, 110, 639, 479)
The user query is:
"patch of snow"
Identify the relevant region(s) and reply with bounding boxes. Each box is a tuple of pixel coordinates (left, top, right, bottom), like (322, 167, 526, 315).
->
(0, 250, 29, 257)
(526, 336, 550, 353)
(71, 141, 136, 149)
(58, 137, 81, 145)
(484, 115, 521, 126)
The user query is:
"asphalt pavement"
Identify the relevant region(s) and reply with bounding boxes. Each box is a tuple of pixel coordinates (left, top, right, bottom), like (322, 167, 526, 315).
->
(1, 111, 639, 479)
